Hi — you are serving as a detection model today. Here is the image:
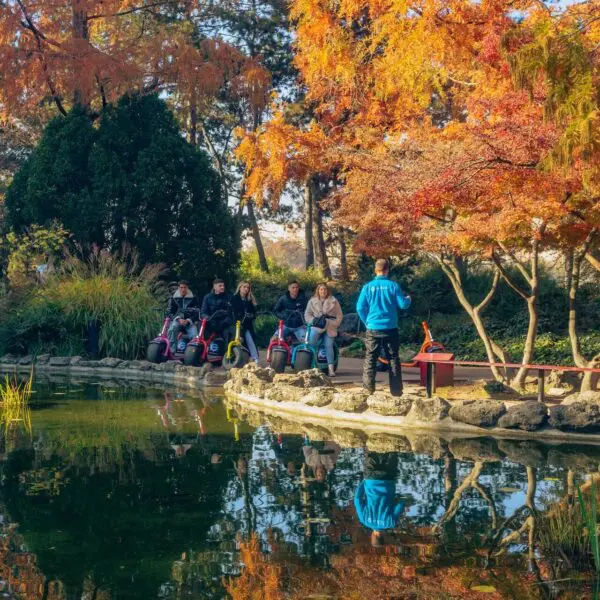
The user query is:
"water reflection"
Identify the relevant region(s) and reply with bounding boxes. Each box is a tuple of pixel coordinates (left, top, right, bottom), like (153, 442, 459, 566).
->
(0, 383, 597, 598)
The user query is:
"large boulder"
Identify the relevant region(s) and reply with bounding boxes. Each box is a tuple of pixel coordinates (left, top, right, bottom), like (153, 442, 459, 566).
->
(367, 391, 413, 416)
(410, 435, 448, 459)
(0, 354, 18, 364)
(330, 389, 369, 413)
(497, 439, 548, 468)
(273, 368, 330, 389)
(449, 400, 506, 427)
(49, 356, 71, 367)
(406, 396, 450, 422)
(547, 369, 581, 393)
(264, 384, 307, 403)
(99, 357, 122, 368)
(449, 437, 504, 463)
(301, 387, 336, 407)
(331, 427, 367, 447)
(18, 355, 34, 366)
(302, 423, 333, 441)
(497, 401, 548, 431)
(226, 363, 275, 397)
(128, 360, 154, 371)
(36, 353, 51, 364)
(549, 402, 600, 432)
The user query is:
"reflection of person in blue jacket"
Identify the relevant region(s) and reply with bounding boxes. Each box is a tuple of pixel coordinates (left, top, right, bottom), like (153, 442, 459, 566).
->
(354, 452, 403, 546)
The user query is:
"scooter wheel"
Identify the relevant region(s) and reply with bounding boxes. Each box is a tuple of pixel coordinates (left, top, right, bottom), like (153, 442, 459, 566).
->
(294, 349, 313, 373)
(184, 343, 203, 367)
(147, 341, 167, 363)
(270, 348, 287, 374)
(224, 346, 250, 370)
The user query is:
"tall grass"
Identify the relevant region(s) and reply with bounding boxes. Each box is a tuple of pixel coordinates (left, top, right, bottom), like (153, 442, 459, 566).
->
(44, 246, 166, 358)
(578, 479, 600, 573)
(0, 373, 32, 435)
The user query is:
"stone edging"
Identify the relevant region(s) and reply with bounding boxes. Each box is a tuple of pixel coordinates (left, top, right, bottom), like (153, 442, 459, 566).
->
(0, 354, 227, 389)
(224, 364, 600, 444)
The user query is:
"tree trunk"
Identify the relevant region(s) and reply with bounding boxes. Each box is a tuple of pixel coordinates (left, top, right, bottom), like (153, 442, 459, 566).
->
(434, 255, 507, 383)
(72, 2, 89, 106)
(189, 96, 198, 146)
(247, 199, 269, 273)
(511, 296, 538, 389)
(304, 182, 314, 269)
(310, 179, 332, 278)
(339, 227, 349, 281)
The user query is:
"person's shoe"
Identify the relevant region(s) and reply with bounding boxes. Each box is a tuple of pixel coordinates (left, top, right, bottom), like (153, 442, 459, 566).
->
(328, 364, 336, 377)
(362, 384, 375, 394)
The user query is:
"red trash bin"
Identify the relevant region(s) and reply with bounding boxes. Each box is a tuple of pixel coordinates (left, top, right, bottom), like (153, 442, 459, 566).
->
(414, 352, 455, 388)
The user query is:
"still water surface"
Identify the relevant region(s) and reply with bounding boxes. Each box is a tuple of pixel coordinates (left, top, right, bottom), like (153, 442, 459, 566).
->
(0, 378, 599, 599)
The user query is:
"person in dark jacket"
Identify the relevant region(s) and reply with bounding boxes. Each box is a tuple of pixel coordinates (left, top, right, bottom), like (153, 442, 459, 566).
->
(354, 452, 404, 547)
(200, 279, 234, 338)
(272, 281, 308, 342)
(232, 280, 259, 362)
(357, 259, 411, 396)
(167, 280, 200, 348)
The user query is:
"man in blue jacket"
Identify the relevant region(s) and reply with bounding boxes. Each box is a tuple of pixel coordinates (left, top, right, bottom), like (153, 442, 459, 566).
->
(354, 452, 403, 547)
(356, 259, 411, 396)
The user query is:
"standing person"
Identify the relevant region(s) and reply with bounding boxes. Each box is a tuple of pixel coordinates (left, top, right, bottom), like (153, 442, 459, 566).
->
(200, 278, 234, 339)
(357, 259, 411, 395)
(354, 452, 404, 547)
(167, 280, 200, 348)
(232, 280, 260, 363)
(305, 283, 343, 377)
(273, 280, 308, 342)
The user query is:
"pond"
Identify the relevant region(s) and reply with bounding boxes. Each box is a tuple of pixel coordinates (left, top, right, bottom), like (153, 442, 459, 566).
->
(0, 377, 598, 599)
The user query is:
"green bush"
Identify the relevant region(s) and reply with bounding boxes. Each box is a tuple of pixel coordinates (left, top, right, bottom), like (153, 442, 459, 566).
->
(253, 314, 278, 349)
(0, 247, 165, 359)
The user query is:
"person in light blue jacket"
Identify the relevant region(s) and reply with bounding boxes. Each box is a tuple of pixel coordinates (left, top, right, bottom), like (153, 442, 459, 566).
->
(356, 259, 411, 395)
(354, 452, 404, 547)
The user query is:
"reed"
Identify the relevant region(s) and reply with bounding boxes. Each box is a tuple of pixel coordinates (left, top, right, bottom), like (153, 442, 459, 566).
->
(578, 478, 600, 573)
(0, 373, 33, 435)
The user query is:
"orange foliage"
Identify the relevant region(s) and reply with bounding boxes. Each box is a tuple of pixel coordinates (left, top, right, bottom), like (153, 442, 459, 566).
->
(0, 1, 270, 122)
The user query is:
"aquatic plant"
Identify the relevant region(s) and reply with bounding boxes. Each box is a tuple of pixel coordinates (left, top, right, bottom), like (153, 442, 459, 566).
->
(578, 478, 600, 573)
(0, 373, 33, 435)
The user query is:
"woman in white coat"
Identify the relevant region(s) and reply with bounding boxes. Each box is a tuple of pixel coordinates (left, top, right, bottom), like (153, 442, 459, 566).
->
(305, 283, 343, 376)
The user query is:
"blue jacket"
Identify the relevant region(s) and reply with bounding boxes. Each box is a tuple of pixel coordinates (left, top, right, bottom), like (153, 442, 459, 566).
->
(356, 276, 411, 330)
(354, 480, 404, 531)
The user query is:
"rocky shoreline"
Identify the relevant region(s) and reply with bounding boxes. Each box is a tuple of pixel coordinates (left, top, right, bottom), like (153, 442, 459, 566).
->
(0, 353, 227, 388)
(224, 363, 600, 443)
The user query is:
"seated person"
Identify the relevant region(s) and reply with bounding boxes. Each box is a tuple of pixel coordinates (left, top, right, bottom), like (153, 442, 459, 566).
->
(167, 280, 199, 348)
(272, 280, 308, 342)
(232, 280, 259, 362)
(354, 451, 404, 547)
(200, 278, 234, 339)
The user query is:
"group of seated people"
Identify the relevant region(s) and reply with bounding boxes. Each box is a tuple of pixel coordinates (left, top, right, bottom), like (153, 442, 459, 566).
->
(167, 278, 343, 374)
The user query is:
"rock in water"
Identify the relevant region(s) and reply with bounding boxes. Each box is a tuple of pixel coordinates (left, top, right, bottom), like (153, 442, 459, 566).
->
(549, 403, 600, 432)
(330, 390, 369, 413)
(497, 401, 548, 431)
(449, 400, 506, 427)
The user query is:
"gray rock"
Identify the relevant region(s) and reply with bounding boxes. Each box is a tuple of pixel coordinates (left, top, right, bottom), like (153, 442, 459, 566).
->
(273, 368, 330, 389)
(367, 391, 413, 416)
(202, 370, 227, 386)
(264, 384, 307, 403)
(301, 387, 336, 407)
(549, 402, 600, 432)
(118, 360, 131, 369)
(367, 433, 411, 453)
(0, 354, 18, 364)
(36, 353, 51, 364)
(410, 435, 448, 459)
(339, 313, 361, 334)
(449, 400, 506, 427)
(49, 356, 72, 367)
(18, 355, 34, 365)
(497, 439, 548, 468)
(497, 401, 548, 431)
(155, 361, 179, 371)
(128, 360, 154, 371)
(547, 369, 581, 392)
(76, 360, 97, 367)
(407, 396, 450, 422)
(69, 356, 83, 366)
(449, 437, 504, 463)
(99, 357, 123, 368)
(330, 390, 369, 413)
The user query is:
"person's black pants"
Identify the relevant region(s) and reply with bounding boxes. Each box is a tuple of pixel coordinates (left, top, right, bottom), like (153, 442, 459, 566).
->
(363, 328, 403, 396)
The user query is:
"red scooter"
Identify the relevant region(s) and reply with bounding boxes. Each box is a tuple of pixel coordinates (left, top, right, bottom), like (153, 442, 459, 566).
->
(146, 309, 228, 367)
(266, 310, 305, 374)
